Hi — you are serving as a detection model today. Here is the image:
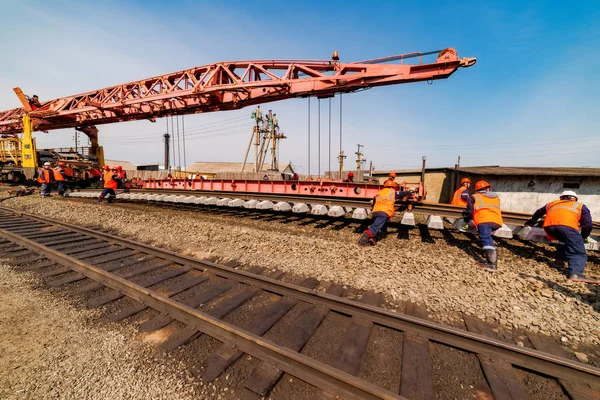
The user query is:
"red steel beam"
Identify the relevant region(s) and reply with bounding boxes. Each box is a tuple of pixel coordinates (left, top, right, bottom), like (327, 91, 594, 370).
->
(0, 48, 475, 135)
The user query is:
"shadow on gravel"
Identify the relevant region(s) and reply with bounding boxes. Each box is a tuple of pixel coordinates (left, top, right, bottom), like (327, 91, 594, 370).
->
(519, 273, 600, 313)
(495, 237, 555, 263)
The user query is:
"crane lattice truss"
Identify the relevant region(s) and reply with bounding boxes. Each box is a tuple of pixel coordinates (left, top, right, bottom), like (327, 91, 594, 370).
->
(0, 48, 475, 135)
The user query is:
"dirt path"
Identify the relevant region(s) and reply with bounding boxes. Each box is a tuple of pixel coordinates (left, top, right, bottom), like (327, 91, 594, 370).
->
(0, 263, 217, 399)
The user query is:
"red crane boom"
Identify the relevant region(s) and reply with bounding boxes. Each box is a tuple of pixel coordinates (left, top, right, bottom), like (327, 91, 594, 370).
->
(0, 48, 475, 135)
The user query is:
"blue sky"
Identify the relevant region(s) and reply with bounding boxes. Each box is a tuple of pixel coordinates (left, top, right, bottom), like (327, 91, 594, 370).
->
(1, 0, 599, 173)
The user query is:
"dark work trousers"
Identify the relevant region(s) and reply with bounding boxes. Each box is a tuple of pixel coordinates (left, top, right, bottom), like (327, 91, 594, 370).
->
(367, 211, 390, 237)
(56, 181, 65, 196)
(99, 188, 116, 202)
(478, 222, 501, 250)
(40, 183, 52, 197)
(544, 225, 587, 275)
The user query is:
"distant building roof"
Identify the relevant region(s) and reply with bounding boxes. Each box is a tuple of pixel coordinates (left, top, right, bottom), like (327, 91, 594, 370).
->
(457, 166, 600, 177)
(372, 167, 451, 176)
(105, 159, 137, 171)
(186, 161, 293, 174)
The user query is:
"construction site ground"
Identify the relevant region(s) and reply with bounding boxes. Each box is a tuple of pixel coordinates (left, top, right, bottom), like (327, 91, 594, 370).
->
(1, 195, 599, 398)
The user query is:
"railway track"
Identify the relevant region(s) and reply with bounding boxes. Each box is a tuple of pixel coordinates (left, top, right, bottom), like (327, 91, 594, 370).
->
(1, 207, 599, 399)
(76, 188, 600, 236)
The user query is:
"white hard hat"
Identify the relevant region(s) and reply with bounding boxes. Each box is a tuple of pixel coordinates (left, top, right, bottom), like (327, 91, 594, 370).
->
(560, 190, 578, 200)
(43, 162, 51, 166)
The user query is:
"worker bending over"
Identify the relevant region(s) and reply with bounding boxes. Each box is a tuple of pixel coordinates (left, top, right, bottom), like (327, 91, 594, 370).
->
(37, 162, 54, 197)
(451, 178, 471, 206)
(98, 166, 120, 203)
(358, 181, 414, 246)
(463, 180, 503, 270)
(53, 162, 67, 196)
(526, 191, 596, 283)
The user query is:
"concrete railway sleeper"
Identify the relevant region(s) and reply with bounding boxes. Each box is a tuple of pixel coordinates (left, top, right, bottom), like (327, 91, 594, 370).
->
(0, 209, 599, 399)
(71, 189, 600, 245)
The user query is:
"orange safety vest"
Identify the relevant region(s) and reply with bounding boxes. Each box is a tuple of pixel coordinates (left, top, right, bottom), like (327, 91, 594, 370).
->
(53, 167, 65, 181)
(37, 168, 51, 184)
(64, 167, 74, 177)
(543, 199, 582, 231)
(118, 170, 126, 180)
(104, 172, 118, 189)
(472, 192, 503, 226)
(451, 187, 468, 206)
(372, 187, 396, 218)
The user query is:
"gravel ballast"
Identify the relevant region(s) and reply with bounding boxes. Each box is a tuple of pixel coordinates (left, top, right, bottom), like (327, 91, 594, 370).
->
(0, 262, 220, 399)
(4, 196, 599, 351)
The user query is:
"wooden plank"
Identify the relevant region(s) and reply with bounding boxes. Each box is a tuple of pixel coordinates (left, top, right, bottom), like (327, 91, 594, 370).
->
(201, 277, 320, 382)
(104, 273, 208, 322)
(463, 315, 529, 400)
(330, 291, 383, 375)
(242, 283, 343, 398)
(400, 303, 434, 400)
(160, 287, 259, 351)
(527, 333, 600, 400)
(87, 267, 189, 308)
(138, 279, 236, 332)
(47, 255, 156, 287)
(71, 260, 173, 296)
(20, 260, 58, 271)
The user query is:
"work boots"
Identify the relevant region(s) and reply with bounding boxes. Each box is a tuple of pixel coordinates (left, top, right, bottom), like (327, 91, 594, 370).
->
(358, 232, 371, 247)
(478, 249, 498, 271)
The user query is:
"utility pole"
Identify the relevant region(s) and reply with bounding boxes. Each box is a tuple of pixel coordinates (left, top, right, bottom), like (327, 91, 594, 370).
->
(337, 150, 346, 180)
(253, 106, 262, 173)
(74, 131, 78, 153)
(355, 144, 365, 181)
(163, 133, 170, 171)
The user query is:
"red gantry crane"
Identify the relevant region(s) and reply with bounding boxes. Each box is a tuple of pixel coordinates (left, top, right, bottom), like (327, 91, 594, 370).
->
(0, 48, 475, 179)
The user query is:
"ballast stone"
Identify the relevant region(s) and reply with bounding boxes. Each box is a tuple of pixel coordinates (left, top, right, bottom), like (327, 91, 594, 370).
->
(427, 215, 444, 230)
(311, 204, 328, 216)
(192, 197, 205, 205)
(401, 212, 415, 226)
(274, 202, 292, 212)
(292, 203, 310, 213)
(216, 198, 231, 206)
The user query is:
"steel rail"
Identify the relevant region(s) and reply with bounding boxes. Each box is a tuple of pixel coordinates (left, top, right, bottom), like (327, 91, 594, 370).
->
(3, 206, 600, 387)
(0, 224, 402, 400)
(80, 188, 600, 235)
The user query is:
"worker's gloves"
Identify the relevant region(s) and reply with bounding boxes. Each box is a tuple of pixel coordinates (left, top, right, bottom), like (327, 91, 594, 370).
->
(460, 221, 469, 231)
(524, 219, 535, 227)
(583, 237, 591, 243)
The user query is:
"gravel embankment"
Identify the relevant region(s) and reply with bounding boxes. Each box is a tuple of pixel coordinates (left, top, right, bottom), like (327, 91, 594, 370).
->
(0, 262, 223, 399)
(4, 196, 600, 351)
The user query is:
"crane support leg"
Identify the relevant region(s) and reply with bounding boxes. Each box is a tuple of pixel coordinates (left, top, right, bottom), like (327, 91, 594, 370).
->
(20, 114, 37, 179)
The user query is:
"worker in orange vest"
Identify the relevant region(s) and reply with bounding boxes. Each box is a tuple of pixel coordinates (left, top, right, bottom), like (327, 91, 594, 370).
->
(451, 178, 471, 207)
(383, 172, 398, 188)
(358, 181, 414, 246)
(117, 165, 127, 180)
(53, 161, 67, 196)
(343, 172, 354, 183)
(37, 162, 54, 197)
(462, 180, 503, 270)
(526, 191, 595, 283)
(98, 166, 120, 203)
